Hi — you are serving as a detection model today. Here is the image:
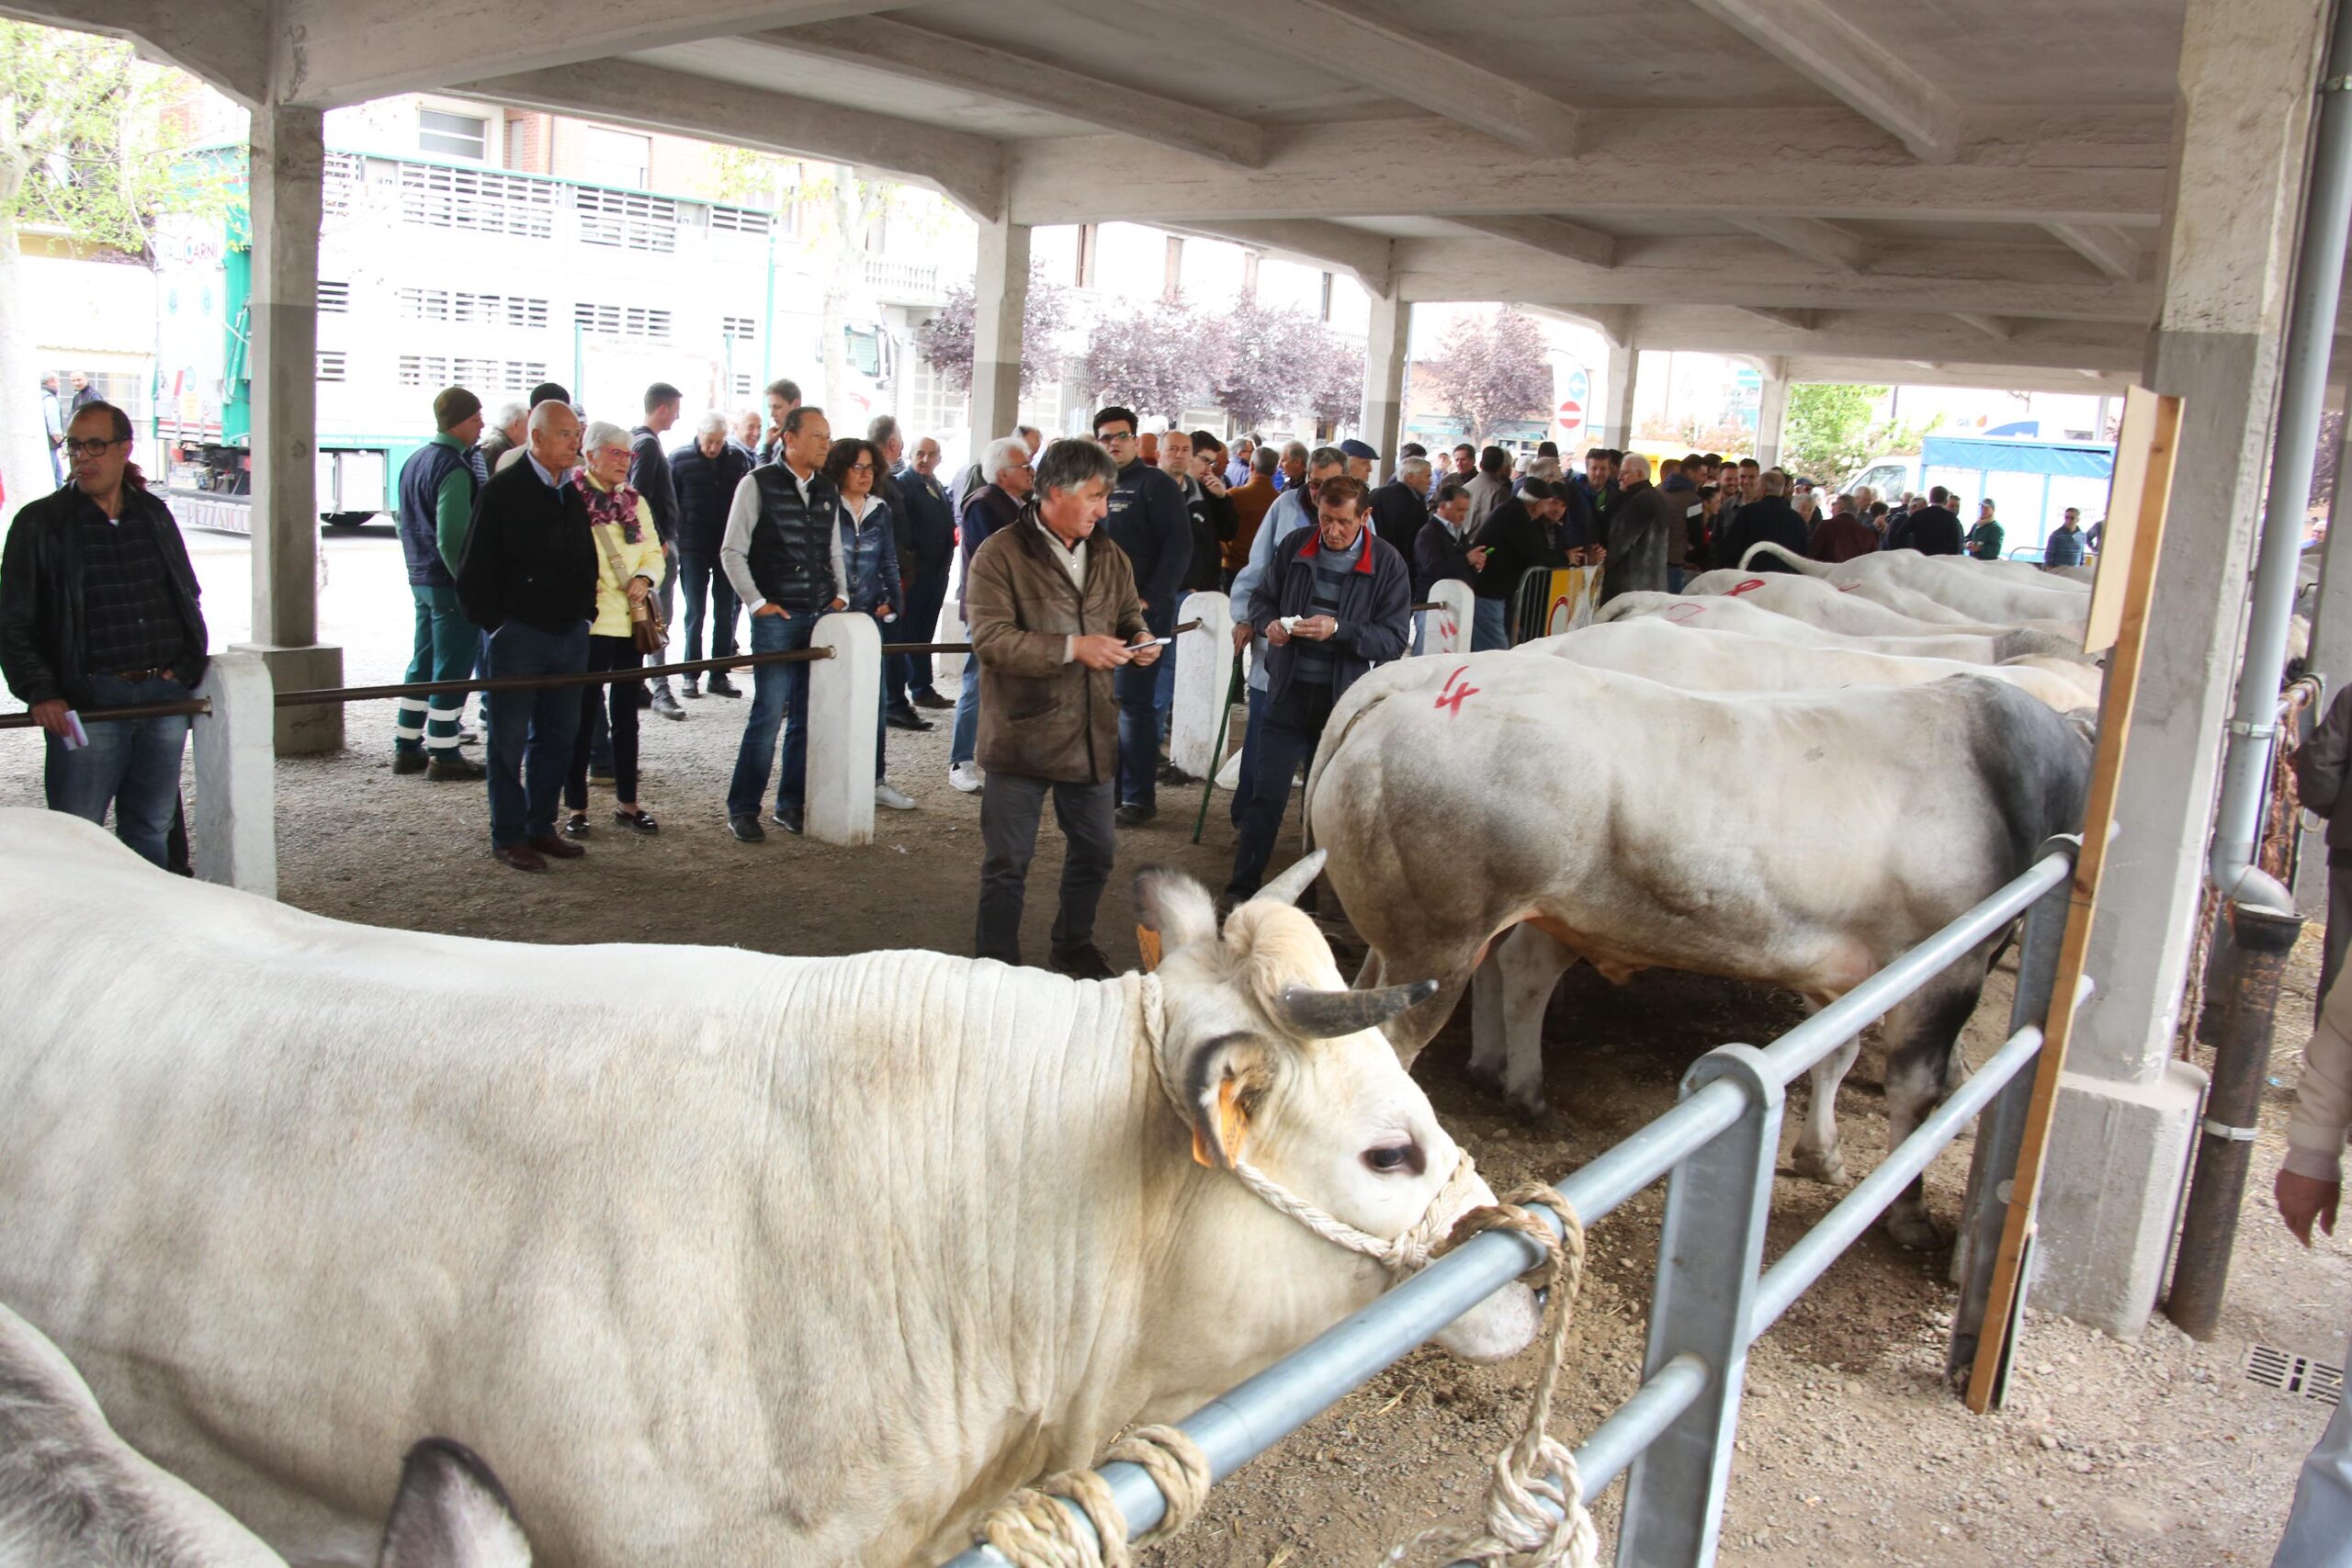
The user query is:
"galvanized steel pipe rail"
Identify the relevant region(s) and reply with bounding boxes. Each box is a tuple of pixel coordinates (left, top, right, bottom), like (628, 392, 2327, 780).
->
(945, 843, 2086, 1568)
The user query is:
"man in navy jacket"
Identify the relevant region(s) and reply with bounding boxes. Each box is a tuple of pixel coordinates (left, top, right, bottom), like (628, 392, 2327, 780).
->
(1091, 405, 1191, 825)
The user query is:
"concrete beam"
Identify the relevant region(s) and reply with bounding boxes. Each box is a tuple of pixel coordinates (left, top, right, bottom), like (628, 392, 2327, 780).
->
(1951, 312, 2015, 340)
(1739, 306, 1817, 332)
(457, 58, 1005, 215)
(1781, 355, 2135, 395)
(1006, 107, 2171, 227)
(2045, 220, 2143, 281)
(0, 0, 269, 107)
(1165, 0, 1579, 155)
(1449, 216, 1616, 269)
(1689, 0, 1959, 161)
(1734, 215, 1867, 273)
(275, 0, 907, 107)
(751, 17, 1267, 168)
(1165, 220, 1394, 296)
(1515, 302, 1635, 349)
(1623, 307, 2146, 373)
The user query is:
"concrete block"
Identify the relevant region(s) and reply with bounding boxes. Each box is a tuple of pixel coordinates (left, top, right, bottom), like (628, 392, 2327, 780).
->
(1170, 590, 1236, 780)
(2030, 1058, 2209, 1338)
(191, 649, 277, 897)
(1421, 580, 1475, 656)
(806, 612, 879, 847)
(228, 641, 343, 755)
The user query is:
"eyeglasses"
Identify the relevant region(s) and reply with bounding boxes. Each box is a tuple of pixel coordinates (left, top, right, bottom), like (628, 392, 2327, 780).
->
(1099, 430, 1136, 443)
(63, 437, 125, 457)
(847, 461, 875, 473)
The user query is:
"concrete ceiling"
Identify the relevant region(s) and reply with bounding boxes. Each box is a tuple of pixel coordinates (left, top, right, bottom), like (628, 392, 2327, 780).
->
(16, 0, 2226, 381)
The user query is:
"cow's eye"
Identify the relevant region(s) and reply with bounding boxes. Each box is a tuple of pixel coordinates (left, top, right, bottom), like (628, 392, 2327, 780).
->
(1363, 1144, 1419, 1175)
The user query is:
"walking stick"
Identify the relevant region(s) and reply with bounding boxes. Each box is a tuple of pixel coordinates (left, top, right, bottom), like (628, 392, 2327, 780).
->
(1193, 655, 1246, 844)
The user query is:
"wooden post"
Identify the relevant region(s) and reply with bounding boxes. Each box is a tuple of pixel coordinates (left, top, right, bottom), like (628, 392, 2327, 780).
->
(1964, 387, 2181, 1413)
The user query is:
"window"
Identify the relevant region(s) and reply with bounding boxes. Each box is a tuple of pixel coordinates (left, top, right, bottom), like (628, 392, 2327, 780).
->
(580, 127, 650, 190)
(721, 315, 757, 342)
(709, 204, 773, 237)
(574, 186, 676, 252)
(399, 163, 555, 240)
(399, 287, 549, 328)
(732, 373, 752, 398)
(315, 351, 347, 382)
(419, 108, 489, 161)
(399, 355, 545, 393)
(316, 280, 350, 313)
(397, 355, 448, 388)
(573, 300, 672, 339)
(322, 152, 359, 218)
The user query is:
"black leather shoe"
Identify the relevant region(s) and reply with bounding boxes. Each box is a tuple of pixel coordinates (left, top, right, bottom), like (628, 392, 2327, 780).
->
(1049, 943, 1118, 981)
(1114, 802, 1157, 828)
(706, 674, 743, 698)
(391, 750, 427, 775)
(770, 805, 804, 836)
(886, 708, 933, 731)
(729, 813, 765, 843)
(426, 752, 485, 782)
(911, 688, 954, 710)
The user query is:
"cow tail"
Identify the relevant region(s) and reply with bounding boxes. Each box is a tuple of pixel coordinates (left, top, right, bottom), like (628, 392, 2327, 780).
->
(1737, 540, 1828, 576)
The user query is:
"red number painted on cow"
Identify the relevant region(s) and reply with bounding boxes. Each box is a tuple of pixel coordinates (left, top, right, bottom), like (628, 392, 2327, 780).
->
(1665, 603, 1707, 623)
(1435, 665, 1480, 715)
(1725, 578, 1768, 596)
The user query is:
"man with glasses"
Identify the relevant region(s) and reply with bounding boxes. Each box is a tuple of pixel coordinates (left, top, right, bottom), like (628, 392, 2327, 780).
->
(1, 401, 209, 869)
(1090, 405, 1190, 827)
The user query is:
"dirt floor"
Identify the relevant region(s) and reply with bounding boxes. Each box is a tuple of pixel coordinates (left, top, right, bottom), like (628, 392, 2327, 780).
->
(3, 528, 2346, 1566)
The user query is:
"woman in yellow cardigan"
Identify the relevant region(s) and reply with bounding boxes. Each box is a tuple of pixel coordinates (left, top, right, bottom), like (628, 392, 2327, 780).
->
(564, 422, 667, 836)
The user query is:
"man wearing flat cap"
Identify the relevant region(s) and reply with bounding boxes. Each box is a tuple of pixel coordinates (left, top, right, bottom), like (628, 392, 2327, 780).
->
(390, 385, 490, 779)
(1339, 438, 1379, 485)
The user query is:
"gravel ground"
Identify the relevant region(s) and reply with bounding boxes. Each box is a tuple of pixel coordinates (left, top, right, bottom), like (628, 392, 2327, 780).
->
(4, 527, 2345, 1566)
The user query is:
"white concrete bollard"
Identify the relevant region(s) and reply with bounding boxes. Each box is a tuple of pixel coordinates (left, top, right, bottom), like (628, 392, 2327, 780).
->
(1169, 591, 1236, 781)
(191, 648, 277, 897)
(1420, 580, 1476, 657)
(806, 611, 880, 847)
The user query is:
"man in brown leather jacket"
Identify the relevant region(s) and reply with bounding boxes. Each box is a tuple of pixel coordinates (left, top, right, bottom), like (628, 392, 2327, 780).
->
(966, 437, 1159, 976)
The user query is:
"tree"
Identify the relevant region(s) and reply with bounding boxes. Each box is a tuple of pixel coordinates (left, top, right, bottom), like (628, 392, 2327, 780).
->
(1206, 289, 1317, 433)
(1080, 299, 1204, 422)
(1421, 307, 1549, 446)
(1, 24, 240, 521)
(1306, 329, 1364, 432)
(1780, 383, 1885, 485)
(911, 262, 1070, 397)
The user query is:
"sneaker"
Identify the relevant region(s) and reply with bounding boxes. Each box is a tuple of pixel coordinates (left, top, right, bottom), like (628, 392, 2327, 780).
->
(682, 675, 702, 699)
(886, 708, 933, 732)
(1114, 802, 1157, 828)
(911, 687, 955, 710)
(425, 752, 485, 782)
(948, 761, 984, 795)
(770, 805, 804, 836)
(650, 682, 686, 721)
(1049, 943, 1118, 981)
(728, 813, 765, 843)
(706, 673, 742, 698)
(875, 781, 916, 810)
(391, 750, 428, 775)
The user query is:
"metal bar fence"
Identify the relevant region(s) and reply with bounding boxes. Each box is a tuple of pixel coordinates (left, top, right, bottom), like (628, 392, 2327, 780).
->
(942, 840, 2085, 1568)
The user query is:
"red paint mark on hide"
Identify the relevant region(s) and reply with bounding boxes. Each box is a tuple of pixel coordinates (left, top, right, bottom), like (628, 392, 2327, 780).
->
(1725, 578, 1768, 596)
(1435, 665, 1480, 715)
(1836, 581, 1858, 592)
(1665, 603, 1706, 623)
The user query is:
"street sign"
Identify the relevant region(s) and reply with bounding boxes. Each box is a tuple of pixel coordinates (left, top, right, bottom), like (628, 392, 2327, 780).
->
(1555, 399, 1584, 434)
(1556, 366, 1590, 438)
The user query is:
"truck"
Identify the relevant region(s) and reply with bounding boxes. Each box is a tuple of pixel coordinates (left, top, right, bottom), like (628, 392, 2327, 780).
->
(1846, 434, 2115, 558)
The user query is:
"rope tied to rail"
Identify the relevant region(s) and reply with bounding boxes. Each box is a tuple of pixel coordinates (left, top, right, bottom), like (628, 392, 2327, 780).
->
(975, 1425, 1211, 1568)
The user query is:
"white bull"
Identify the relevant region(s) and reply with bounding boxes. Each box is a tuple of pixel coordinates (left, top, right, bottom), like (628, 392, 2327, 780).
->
(1735, 542, 2091, 626)
(1303, 655, 2091, 1248)
(1676, 570, 2087, 659)
(0, 813, 1534, 1568)
(1601, 589, 2034, 665)
(1529, 619, 2098, 712)
(0, 1304, 531, 1568)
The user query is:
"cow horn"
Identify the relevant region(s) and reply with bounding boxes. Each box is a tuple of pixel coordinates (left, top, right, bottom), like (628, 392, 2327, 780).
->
(1254, 850, 1329, 909)
(1272, 979, 1441, 1039)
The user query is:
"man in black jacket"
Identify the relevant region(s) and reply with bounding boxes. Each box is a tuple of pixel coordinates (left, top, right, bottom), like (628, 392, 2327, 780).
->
(1904, 485, 1967, 556)
(1472, 478, 1582, 646)
(889, 434, 959, 720)
(630, 382, 686, 718)
(1091, 405, 1191, 826)
(1719, 468, 1811, 573)
(0, 400, 208, 868)
(1413, 479, 1487, 603)
(1601, 453, 1673, 603)
(454, 400, 598, 873)
(670, 412, 753, 699)
(1227, 475, 1411, 900)
(1369, 457, 1431, 558)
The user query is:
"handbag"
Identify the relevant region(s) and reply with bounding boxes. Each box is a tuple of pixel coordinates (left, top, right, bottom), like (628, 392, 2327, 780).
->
(592, 522, 667, 656)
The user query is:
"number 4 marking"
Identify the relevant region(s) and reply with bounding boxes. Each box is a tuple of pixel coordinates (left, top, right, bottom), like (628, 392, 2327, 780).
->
(1435, 665, 1480, 715)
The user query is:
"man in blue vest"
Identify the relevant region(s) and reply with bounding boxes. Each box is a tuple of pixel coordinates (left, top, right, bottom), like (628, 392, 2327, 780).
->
(392, 387, 488, 781)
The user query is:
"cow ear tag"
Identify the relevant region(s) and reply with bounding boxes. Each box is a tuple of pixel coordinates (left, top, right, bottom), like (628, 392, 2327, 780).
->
(1190, 1077, 1251, 1168)
(1137, 925, 1162, 973)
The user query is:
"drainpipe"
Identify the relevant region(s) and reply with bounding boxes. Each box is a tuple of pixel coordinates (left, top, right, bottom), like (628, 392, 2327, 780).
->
(2208, 0, 2352, 915)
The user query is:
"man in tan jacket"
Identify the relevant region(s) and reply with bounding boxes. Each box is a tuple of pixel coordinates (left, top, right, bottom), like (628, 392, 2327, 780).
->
(966, 437, 1159, 976)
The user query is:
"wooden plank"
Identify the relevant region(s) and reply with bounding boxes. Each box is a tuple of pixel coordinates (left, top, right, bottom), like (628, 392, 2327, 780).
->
(1964, 386, 2180, 1413)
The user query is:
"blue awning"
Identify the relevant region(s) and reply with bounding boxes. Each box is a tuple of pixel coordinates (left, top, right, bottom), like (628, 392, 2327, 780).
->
(1921, 436, 2113, 479)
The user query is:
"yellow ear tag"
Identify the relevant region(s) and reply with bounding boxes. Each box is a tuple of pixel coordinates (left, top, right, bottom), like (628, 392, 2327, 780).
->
(1216, 1077, 1250, 1165)
(1191, 1123, 1216, 1168)
(1136, 925, 1162, 973)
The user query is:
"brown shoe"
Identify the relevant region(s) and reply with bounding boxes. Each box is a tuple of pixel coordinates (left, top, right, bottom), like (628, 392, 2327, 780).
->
(527, 832, 585, 860)
(493, 844, 547, 873)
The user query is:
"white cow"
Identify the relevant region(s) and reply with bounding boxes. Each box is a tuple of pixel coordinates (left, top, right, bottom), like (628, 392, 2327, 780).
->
(1734, 543, 2091, 626)
(1303, 655, 2091, 1248)
(1529, 619, 2098, 712)
(0, 1304, 530, 1568)
(0, 813, 1535, 1568)
(1676, 570, 2087, 658)
(1601, 589, 2034, 665)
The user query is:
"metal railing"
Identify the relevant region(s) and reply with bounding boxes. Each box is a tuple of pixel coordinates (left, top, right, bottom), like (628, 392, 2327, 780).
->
(942, 838, 2086, 1568)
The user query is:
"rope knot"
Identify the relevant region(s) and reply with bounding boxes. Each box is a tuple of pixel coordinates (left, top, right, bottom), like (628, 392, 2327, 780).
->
(976, 1425, 1211, 1568)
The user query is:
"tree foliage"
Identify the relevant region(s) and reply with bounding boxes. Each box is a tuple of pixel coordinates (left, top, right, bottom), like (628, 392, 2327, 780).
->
(1422, 307, 1550, 444)
(1205, 289, 1318, 433)
(1779, 383, 1883, 483)
(912, 261, 1070, 397)
(1080, 298, 1204, 420)
(1306, 332, 1365, 427)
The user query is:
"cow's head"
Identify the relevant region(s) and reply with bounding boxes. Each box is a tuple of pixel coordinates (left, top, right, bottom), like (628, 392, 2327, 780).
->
(1134, 855, 1541, 1376)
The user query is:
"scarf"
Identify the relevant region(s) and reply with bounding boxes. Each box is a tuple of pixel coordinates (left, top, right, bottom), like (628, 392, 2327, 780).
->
(576, 470, 646, 543)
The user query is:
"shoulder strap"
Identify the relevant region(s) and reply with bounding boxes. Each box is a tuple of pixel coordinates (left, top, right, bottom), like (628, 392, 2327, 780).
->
(590, 513, 630, 584)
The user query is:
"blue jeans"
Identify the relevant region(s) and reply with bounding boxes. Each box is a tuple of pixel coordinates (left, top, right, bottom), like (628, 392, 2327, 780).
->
(481, 619, 589, 848)
(1115, 605, 1174, 807)
(677, 549, 740, 663)
(1228, 684, 1270, 829)
(396, 584, 476, 753)
(1472, 596, 1510, 651)
(727, 609, 817, 818)
(950, 659, 980, 767)
(44, 671, 192, 868)
(1228, 680, 1336, 898)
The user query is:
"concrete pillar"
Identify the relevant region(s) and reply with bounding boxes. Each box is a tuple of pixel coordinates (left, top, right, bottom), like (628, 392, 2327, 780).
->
(2033, 0, 2330, 1338)
(806, 611, 881, 847)
(1169, 591, 1236, 780)
(1362, 289, 1410, 467)
(190, 649, 276, 897)
(968, 218, 1030, 462)
(1421, 580, 1475, 656)
(234, 101, 344, 756)
(1755, 364, 1791, 469)
(1599, 341, 1640, 451)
